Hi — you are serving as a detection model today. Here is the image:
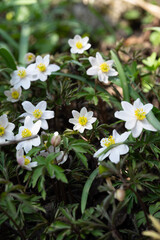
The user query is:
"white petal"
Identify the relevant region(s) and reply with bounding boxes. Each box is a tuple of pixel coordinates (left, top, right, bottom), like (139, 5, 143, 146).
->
(47, 64, 60, 73)
(36, 55, 43, 64)
(39, 73, 47, 81)
(88, 56, 97, 66)
(98, 71, 108, 83)
(22, 101, 35, 114)
(83, 43, 91, 51)
(114, 111, 133, 121)
(21, 79, 31, 89)
(40, 119, 48, 130)
(68, 39, 75, 47)
(106, 60, 114, 66)
(141, 119, 157, 131)
(43, 54, 50, 66)
(82, 36, 89, 44)
(108, 69, 118, 76)
(70, 47, 78, 54)
(74, 35, 81, 41)
(85, 123, 92, 130)
(24, 116, 34, 129)
(31, 136, 41, 146)
(94, 147, 105, 158)
(143, 104, 153, 114)
(116, 144, 129, 155)
(0, 114, 8, 128)
(121, 101, 134, 113)
(42, 110, 54, 119)
(131, 121, 143, 138)
(109, 149, 120, 163)
(116, 131, 131, 143)
(32, 120, 41, 135)
(133, 98, 143, 109)
(87, 66, 98, 75)
(96, 52, 104, 64)
(6, 122, 15, 132)
(112, 129, 120, 139)
(72, 110, 80, 119)
(24, 141, 32, 153)
(89, 117, 96, 124)
(80, 107, 87, 116)
(86, 111, 93, 119)
(125, 119, 137, 129)
(69, 118, 78, 124)
(36, 101, 47, 111)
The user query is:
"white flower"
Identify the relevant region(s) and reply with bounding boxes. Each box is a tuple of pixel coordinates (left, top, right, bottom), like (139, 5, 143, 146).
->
(19, 101, 54, 130)
(94, 130, 131, 164)
(16, 148, 37, 171)
(10, 66, 37, 90)
(69, 107, 97, 133)
(114, 98, 157, 138)
(0, 114, 15, 143)
(40, 145, 68, 165)
(86, 52, 118, 84)
(24, 52, 35, 64)
(16, 116, 41, 153)
(68, 35, 91, 54)
(28, 54, 60, 82)
(4, 87, 22, 102)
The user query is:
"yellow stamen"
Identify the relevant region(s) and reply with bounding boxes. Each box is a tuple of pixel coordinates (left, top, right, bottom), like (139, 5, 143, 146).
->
(76, 41, 83, 49)
(79, 116, 88, 126)
(17, 69, 26, 78)
(135, 108, 146, 120)
(0, 125, 5, 137)
(24, 156, 30, 165)
(22, 128, 32, 138)
(103, 136, 115, 147)
(100, 62, 110, 73)
(37, 63, 46, 72)
(11, 91, 19, 99)
(33, 109, 43, 119)
(27, 55, 33, 61)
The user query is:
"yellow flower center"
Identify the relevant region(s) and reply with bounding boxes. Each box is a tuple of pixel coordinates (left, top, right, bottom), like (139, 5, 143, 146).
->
(33, 109, 43, 119)
(17, 69, 26, 78)
(27, 55, 33, 61)
(79, 116, 88, 126)
(103, 136, 115, 147)
(76, 41, 83, 49)
(22, 128, 32, 138)
(100, 62, 110, 73)
(37, 63, 46, 72)
(0, 125, 5, 137)
(24, 156, 30, 165)
(135, 108, 146, 120)
(11, 91, 19, 99)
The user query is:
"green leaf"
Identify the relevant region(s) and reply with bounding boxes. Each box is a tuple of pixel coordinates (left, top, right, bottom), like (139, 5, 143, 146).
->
(31, 166, 44, 188)
(52, 165, 68, 183)
(76, 152, 88, 168)
(81, 168, 99, 214)
(0, 29, 18, 50)
(110, 50, 130, 102)
(0, 48, 16, 70)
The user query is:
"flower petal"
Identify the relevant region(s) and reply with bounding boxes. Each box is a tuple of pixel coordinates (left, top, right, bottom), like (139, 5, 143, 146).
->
(109, 149, 120, 163)
(131, 121, 143, 138)
(22, 101, 35, 114)
(141, 118, 157, 131)
(87, 66, 99, 75)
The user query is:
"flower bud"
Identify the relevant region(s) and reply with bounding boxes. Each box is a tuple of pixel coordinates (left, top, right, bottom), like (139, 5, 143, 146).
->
(114, 188, 125, 202)
(51, 132, 61, 147)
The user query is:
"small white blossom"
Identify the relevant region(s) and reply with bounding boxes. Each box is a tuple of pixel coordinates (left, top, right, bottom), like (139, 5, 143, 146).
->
(28, 54, 60, 82)
(24, 52, 35, 64)
(16, 148, 37, 171)
(16, 116, 41, 153)
(4, 87, 22, 102)
(68, 35, 91, 54)
(114, 98, 157, 138)
(0, 114, 15, 143)
(19, 100, 54, 130)
(69, 107, 96, 133)
(10, 66, 37, 90)
(94, 130, 131, 164)
(87, 52, 118, 84)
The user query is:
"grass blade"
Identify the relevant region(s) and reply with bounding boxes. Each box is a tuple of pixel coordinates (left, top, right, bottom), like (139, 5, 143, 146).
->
(0, 48, 16, 70)
(110, 50, 130, 102)
(81, 168, 98, 214)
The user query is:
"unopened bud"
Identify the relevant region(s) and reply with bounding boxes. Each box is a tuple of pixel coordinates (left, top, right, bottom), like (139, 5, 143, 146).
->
(114, 189, 125, 202)
(51, 132, 61, 147)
